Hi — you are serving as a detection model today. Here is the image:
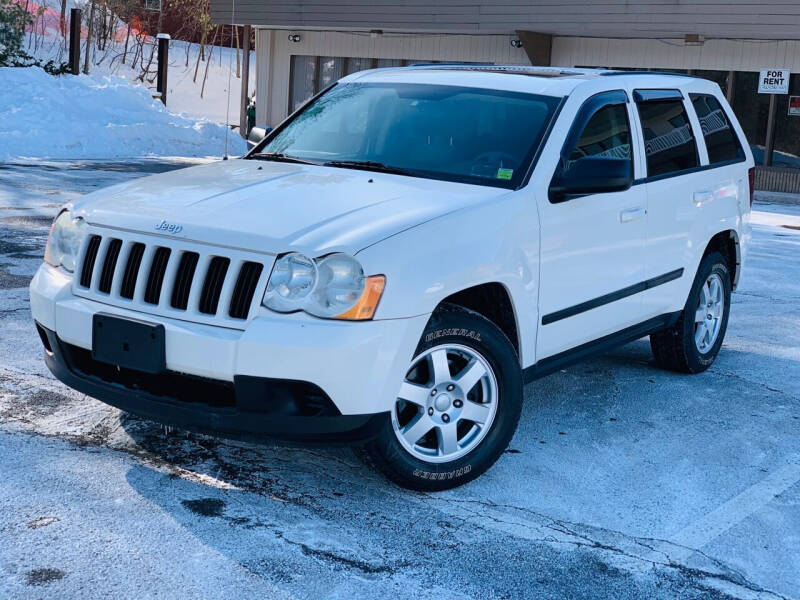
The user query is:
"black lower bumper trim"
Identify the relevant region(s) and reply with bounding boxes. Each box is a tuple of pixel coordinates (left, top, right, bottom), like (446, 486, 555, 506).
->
(37, 324, 386, 445)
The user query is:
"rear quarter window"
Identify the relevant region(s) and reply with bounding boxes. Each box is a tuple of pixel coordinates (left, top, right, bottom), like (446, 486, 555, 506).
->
(637, 98, 699, 178)
(689, 93, 745, 164)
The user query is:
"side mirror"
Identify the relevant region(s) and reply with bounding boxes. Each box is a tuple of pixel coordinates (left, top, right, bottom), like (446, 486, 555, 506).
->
(247, 126, 272, 149)
(548, 156, 633, 202)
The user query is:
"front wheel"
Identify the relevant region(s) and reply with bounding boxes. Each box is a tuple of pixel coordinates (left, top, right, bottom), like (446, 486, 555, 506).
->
(359, 304, 523, 491)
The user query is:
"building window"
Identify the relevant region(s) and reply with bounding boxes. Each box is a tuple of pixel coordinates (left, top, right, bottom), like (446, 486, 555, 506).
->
(731, 71, 766, 151)
(289, 56, 428, 112)
(772, 74, 800, 167)
(288, 55, 484, 113)
(637, 99, 699, 177)
(694, 70, 730, 92)
(144, 0, 161, 11)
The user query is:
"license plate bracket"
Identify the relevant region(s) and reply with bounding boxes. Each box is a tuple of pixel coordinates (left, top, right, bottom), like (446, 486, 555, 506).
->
(92, 313, 165, 374)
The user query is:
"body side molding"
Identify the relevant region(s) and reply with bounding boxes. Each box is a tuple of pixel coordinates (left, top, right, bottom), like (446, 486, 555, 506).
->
(541, 268, 684, 326)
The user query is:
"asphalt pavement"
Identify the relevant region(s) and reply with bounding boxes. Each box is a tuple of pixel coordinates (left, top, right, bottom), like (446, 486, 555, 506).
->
(1, 161, 798, 599)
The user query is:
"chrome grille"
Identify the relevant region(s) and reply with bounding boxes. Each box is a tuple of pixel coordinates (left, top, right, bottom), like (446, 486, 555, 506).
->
(74, 231, 272, 327)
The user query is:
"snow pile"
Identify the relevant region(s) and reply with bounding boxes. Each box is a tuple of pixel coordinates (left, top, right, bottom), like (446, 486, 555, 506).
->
(0, 66, 246, 159)
(23, 28, 255, 126)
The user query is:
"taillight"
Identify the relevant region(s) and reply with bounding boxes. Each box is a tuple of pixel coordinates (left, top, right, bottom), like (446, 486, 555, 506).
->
(748, 167, 755, 207)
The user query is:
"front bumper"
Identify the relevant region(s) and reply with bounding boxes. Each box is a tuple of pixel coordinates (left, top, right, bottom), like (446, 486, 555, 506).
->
(30, 264, 429, 442)
(38, 324, 385, 444)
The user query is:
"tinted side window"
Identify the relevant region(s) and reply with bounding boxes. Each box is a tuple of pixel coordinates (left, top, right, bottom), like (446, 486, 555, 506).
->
(690, 93, 745, 164)
(568, 104, 632, 164)
(637, 99, 699, 177)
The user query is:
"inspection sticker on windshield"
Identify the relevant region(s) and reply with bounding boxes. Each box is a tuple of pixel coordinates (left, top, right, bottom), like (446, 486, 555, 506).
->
(496, 168, 514, 180)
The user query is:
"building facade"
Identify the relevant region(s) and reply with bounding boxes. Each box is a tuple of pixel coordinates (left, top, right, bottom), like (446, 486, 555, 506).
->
(211, 1, 800, 187)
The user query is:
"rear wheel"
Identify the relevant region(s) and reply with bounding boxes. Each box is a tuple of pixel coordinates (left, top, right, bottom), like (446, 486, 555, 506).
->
(650, 251, 731, 373)
(359, 304, 522, 491)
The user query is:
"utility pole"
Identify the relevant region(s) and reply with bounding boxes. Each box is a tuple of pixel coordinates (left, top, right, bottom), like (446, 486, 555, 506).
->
(725, 71, 736, 105)
(764, 94, 777, 166)
(239, 25, 252, 137)
(156, 34, 170, 105)
(68, 8, 81, 75)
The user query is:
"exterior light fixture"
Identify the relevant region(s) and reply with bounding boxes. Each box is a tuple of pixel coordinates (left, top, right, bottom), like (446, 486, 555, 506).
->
(684, 34, 704, 46)
(288, 34, 302, 43)
(510, 39, 523, 48)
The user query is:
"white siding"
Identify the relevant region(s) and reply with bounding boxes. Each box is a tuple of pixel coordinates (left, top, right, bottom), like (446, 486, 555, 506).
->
(552, 37, 800, 73)
(214, 1, 800, 40)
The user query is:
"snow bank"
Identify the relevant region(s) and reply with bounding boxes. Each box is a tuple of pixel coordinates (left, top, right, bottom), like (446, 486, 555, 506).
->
(0, 67, 246, 159)
(25, 34, 255, 126)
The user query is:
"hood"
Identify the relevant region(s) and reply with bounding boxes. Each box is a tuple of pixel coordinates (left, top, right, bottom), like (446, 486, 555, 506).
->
(71, 159, 508, 255)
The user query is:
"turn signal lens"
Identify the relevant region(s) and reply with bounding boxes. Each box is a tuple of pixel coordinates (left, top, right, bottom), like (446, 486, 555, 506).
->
(335, 275, 386, 321)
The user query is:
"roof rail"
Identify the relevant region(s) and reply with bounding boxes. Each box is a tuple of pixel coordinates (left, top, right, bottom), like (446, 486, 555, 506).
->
(400, 64, 587, 78)
(600, 70, 703, 79)
(407, 62, 478, 67)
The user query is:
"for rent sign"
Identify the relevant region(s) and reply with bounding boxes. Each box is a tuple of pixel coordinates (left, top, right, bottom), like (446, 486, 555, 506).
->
(790, 96, 800, 116)
(758, 69, 790, 94)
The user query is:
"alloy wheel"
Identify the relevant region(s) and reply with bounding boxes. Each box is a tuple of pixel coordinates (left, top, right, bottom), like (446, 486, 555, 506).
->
(391, 344, 498, 463)
(694, 272, 725, 353)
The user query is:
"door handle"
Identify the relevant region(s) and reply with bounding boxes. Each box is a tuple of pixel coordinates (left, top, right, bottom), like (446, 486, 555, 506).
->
(694, 190, 713, 206)
(620, 206, 646, 223)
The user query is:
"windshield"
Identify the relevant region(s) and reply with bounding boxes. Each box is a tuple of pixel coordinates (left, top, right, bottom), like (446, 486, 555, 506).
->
(250, 82, 562, 188)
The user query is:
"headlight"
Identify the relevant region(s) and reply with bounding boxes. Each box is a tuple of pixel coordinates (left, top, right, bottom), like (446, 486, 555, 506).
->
(263, 253, 318, 312)
(307, 253, 366, 318)
(263, 252, 385, 320)
(44, 211, 87, 272)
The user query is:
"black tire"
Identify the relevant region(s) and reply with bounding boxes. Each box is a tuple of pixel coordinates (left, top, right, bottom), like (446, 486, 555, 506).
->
(358, 303, 523, 491)
(650, 251, 731, 374)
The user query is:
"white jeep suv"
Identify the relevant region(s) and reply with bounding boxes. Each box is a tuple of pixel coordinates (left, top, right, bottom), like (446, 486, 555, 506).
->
(30, 66, 753, 490)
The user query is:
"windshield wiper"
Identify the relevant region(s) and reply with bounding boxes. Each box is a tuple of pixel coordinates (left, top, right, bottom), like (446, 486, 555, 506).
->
(249, 152, 318, 165)
(323, 160, 413, 176)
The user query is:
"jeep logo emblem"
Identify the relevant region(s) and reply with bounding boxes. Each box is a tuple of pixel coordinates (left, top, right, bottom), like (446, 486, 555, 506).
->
(155, 220, 183, 234)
